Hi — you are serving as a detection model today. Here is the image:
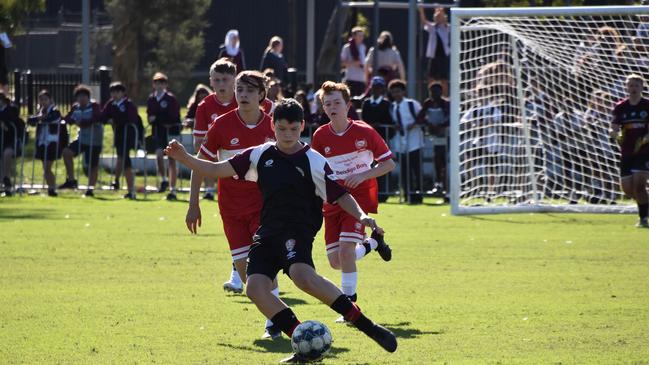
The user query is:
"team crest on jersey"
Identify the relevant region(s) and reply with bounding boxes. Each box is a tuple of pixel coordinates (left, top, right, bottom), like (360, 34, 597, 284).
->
(631, 112, 637, 117)
(160, 100, 168, 108)
(119, 104, 126, 112)
(230, 137, 239, 146)
(354, 222, 362, 230)
(642, 111, 648, 119)
(211, 113, 218, 121)
(265, 159, 274, 167)
(355, 139, 367, 150)
(324, 146, 331, 154)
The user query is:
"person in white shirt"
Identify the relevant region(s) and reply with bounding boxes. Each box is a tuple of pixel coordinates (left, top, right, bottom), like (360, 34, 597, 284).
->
(388, 79, 423, 203)
(419, 7, 450, 93)
(341, 26, 367, 97)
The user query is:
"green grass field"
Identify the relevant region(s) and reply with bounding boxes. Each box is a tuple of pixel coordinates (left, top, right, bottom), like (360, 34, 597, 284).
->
(1, 194, 648, 364)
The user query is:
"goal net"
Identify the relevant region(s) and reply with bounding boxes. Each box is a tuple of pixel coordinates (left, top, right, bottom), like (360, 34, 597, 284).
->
(449, 6, 649, 215)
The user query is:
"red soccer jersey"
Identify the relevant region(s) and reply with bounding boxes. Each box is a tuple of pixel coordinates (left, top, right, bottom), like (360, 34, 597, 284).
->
(612, 98, 649, 156)
(193, 95, 274, 138)
(199, 109, 275, 216)
(311, 119, 393, 216)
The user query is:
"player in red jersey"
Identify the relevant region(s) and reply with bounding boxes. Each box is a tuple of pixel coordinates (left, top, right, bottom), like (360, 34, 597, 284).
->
(610, 74, 649, 227)
(189, 70, 282, 338)
(311, 81, 395, 321)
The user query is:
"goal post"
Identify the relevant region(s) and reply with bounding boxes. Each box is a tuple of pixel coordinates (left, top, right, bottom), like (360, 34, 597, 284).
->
(450, 5, 649, 215)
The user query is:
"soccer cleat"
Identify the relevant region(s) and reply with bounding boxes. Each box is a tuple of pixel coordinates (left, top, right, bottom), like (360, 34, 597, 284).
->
(158, 180, 169, 193)
(166, 192, 177, 201)
(368, 323, 398, 353)
(111, 180, 120, 190)
(123, 192, 136, 200)
(371, 229, 392, 262)
(279, 353, 320, 363)
(203, 191, 215, 200)
(223, 280, 243, 294)
(47, 189, 58, 197)
(636, 218, 649, 228)
(84, 189, 95, 197)
(261, 325, 282, 340)
(57, 178, 78, 190)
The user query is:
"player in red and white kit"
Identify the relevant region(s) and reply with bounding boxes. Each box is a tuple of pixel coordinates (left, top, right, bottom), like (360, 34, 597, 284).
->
(188, 70, 282, 338)
(193, 59, 274, 291)
(311, 81, 395, 322)
(610, 74, 649, 228)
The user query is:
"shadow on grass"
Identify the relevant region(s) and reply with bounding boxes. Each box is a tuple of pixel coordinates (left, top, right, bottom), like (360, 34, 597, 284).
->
(0, 208, 57, 220)
(464, 213, 606, 226)
(218, 339, 350, 358)
(384, 321, 444, 339)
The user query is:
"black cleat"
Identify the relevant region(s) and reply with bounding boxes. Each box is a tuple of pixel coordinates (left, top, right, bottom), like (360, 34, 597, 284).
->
(203, 191, 215, 200)
(57, 178, 78, 190)
(158, 180, 169, 193)
(166, 192, 177, 201)
(279, 353, 321, 363)
(123, 192, 136, 200)
(47, 189, 58, 197)
(369, 323, 398, 353)
(84, 189, 95, 197)
(111, 180, 120, 190)
(371, 229, 392, 262)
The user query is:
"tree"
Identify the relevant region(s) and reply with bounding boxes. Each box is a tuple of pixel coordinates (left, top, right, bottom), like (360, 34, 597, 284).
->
(105, 0, 210, 100)
(0, 0, 45, 34)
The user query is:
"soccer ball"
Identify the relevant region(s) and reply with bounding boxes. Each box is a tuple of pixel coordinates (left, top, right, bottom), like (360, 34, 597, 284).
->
(290, 320, 333, 360)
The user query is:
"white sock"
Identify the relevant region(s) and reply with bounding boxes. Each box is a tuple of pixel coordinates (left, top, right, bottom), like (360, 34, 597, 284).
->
(355, 238, 378, 260)
(265, 287, 281, 328)
(341, 272, 358, 297)
(230, 266, 242, 285)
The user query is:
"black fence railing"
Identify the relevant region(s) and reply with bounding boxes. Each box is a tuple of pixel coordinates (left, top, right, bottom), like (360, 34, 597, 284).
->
(10, 68, 111, 116)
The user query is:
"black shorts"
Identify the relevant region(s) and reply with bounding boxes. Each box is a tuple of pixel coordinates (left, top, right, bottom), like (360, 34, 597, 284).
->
(68, 140, 102, 167)
(36, 142, 63, 161)
(151, 124, 181, 150)
(114, 126, 137, 156)
(620, 155, 649, 178)
(427, 55, 450, 81)
(246, 230, 315, 280)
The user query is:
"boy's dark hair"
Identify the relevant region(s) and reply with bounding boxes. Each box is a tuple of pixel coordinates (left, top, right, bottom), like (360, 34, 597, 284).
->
(73, 84, 92, 98)
(387, 79, 407, 91)
(273, 98, 304, 123)
(109, 82, 126, 93)
(428, 82, 443, 92)
(38, 89, 51, 98)
(210, 58, 237, 76)
(236, 70, 268, 101)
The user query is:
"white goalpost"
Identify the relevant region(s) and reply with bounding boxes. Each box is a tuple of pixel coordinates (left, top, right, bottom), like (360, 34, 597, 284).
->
(450, 5, 649, 215)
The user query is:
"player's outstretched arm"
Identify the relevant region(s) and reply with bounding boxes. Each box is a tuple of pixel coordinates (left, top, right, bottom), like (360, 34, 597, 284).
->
(164, 139, 237, 179)
(345, 159, 396, 189)
(336, 193, 385, 234)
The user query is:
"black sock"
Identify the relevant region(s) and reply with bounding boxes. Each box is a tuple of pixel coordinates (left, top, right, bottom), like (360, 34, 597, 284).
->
(330, 294, 374, 334)
(270, 308, 300, 337)
(362, 241, 372, 256)
(638, 203, 648, 219)
(639, 203, 648, 219)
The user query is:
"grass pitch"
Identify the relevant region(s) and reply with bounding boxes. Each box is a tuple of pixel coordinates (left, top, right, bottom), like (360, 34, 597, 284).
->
(1, 194, 648, 364)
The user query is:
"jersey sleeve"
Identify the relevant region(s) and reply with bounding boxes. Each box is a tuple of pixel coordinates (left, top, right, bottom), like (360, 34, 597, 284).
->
(199, 124, 221, 161)
(369, 127, 393, 162)
(307, 149, 347, 204)
(193, 101, 209, 138)
(228, 147, 255, 179)
(611, 103, 622, 125)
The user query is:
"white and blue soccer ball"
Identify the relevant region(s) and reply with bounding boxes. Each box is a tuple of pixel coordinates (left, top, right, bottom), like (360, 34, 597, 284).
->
(290, 320, 333, 360)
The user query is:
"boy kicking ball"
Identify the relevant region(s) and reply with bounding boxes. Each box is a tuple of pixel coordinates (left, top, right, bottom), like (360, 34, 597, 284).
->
(165, 98, 397, 363)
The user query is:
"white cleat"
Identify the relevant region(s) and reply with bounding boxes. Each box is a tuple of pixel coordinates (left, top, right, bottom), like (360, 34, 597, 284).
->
(636, 218, 649, 228)
(223, 280, 243, 294)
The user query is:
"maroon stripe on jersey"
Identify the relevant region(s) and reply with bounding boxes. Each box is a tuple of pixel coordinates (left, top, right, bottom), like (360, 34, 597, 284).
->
(228, 147, 255, 178)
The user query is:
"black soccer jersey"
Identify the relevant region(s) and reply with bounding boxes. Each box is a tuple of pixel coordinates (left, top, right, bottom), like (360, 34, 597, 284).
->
(228, 141, 347, 239)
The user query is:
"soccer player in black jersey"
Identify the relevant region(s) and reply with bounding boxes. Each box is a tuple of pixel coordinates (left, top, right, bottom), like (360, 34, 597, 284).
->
(165, 99, 397, 362)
